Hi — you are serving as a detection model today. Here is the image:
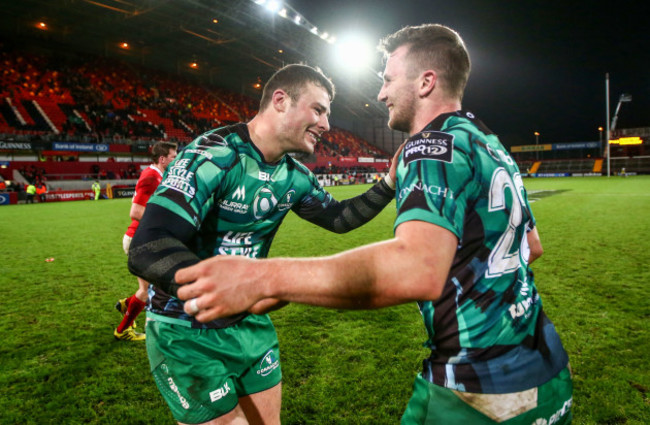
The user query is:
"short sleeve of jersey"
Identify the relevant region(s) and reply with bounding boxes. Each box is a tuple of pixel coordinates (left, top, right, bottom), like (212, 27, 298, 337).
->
(523, 188, 537, 230)
(147, 136, 237, 229)
(132, 170, 161, 206)
(394, 129, 475, 239)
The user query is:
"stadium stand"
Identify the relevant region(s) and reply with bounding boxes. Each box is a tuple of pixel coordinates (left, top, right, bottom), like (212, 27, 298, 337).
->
(609, 156, 650, 174)
(0, 46, 394, 203)
(515, 160, 535, 174)
(513, 156, 650, 176)
(1, 48, 388, 162)
(535, 159, 596, 174)
(8, 160, 145, 182)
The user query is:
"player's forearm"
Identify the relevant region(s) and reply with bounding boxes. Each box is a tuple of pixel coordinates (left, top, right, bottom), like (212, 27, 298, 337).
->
(527, 227, 543, 264)
(308, 179, 395, 233)
(129, 203, 145, 221)
(176, 221, 455, 321)
(263, 237, 446, 309)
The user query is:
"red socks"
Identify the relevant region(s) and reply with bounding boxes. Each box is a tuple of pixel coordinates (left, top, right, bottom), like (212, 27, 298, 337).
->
(116, 295, 146, 333)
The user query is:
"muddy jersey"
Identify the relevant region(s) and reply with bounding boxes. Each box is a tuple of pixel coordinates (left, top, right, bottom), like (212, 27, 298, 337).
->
(125, 165, 163, 237)
(394, 110, 568, 394)
(146, 123, 378, 327)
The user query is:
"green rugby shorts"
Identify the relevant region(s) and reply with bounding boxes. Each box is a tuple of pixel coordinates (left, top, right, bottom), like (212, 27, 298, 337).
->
(401, 366, 572, 424)
(145, 312, 282, 424)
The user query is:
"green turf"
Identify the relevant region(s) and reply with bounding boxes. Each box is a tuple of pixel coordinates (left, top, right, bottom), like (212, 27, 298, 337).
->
(0, 176, 648, 424)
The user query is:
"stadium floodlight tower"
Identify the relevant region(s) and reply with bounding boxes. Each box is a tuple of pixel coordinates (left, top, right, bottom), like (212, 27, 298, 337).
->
(605, 86, 632, 176)
(611, 93, 632, 132)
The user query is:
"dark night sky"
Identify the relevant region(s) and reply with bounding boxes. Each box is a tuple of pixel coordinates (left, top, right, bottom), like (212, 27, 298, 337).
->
(289, 0, 650, 146)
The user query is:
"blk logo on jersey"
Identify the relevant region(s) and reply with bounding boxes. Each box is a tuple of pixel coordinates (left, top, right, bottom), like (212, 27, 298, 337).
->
(258, 170, 272, 181)
(403, 131, 454, 165)
(209, 382, 231, 402)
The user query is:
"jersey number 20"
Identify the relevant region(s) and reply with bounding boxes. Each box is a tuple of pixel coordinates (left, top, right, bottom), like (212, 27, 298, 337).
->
(486, 167, 530, 278)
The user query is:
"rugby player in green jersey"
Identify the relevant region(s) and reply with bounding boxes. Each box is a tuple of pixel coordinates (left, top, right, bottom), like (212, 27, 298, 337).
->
(128, 64, 401, 424)
(175, 24, 573, 424)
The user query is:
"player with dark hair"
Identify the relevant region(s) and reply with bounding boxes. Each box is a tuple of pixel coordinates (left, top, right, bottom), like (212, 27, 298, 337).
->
(173, 25, 573, 424)
(114, 141, 177, 341)
(128, 63, 400, 424)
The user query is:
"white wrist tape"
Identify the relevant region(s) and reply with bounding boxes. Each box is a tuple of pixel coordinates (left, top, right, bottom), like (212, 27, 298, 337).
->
(384, 173, 396, 190)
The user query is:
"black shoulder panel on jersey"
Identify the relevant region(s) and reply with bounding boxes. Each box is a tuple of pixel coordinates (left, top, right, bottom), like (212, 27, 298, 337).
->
(458, 111, 496, 136)
(187, 125, 241, 171)
(425, 110, 496, 137)
(128, 204, 201, 297)
(285, 155, 308, 175)
(195, 123, 240, 148)
(297, 179, 395, 233)
(427, 111, 453, 130)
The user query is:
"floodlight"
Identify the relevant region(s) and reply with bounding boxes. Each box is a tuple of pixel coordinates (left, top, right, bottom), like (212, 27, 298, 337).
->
(266, 1, 281, 12)
(332, 33, 375, 73)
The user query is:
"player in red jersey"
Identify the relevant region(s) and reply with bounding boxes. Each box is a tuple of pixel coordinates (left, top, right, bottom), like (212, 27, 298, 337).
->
(114, 141, 178, 341)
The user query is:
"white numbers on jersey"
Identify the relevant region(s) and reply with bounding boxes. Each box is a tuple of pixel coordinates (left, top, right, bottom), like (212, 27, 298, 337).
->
(486, 168, 529, 278)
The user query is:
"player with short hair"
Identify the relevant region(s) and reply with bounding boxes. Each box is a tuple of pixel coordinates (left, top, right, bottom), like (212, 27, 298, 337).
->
(173, 24, 573, 424)
(128, 63, 401, 424)
(115, 141, 177, 341)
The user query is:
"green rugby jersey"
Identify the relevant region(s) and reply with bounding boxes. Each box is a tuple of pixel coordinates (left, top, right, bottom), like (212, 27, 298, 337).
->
(145, 123, 393, 327)
(395, 111, 568, 394)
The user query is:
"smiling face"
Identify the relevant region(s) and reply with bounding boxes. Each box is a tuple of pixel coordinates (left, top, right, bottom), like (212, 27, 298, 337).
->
(377, 45, 418, 134)
(279, 82, 331, 155)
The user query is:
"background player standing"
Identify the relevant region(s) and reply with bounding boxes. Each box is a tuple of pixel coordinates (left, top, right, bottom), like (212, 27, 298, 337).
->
(91, 180, 101, 200)
(174, 25, 573, 424)
(114, 141, 177, 341)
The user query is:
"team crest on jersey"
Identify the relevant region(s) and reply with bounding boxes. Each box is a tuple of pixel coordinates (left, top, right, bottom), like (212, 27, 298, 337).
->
(402, 131, 454, 165)
(277, 189, 296, 212)
(253, 187, 278, 220)
(257, 349, 280, 377)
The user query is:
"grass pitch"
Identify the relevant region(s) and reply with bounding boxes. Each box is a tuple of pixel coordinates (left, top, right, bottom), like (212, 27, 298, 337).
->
(0, 176, 648, 424)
